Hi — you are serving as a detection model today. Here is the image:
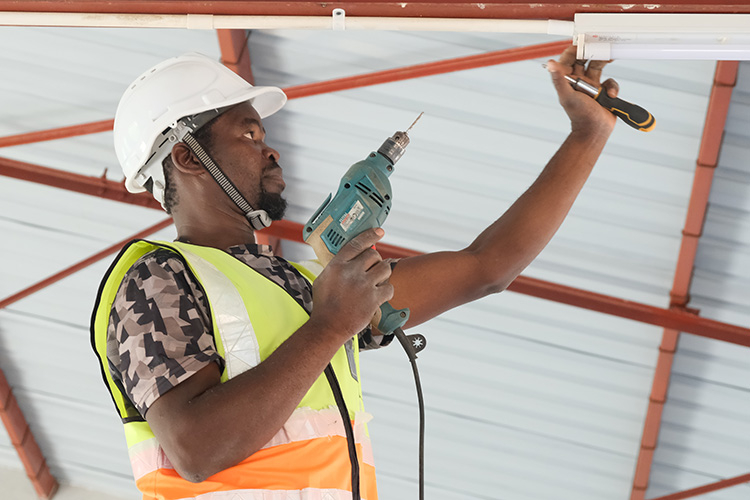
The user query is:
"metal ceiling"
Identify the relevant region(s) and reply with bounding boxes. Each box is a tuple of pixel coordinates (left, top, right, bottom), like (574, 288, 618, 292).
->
(1, 3, 749, 500)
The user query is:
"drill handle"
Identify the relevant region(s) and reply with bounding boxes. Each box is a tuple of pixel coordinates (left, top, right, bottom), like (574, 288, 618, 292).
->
(372, 301, 410, 336)
(305, 215, 336, 267)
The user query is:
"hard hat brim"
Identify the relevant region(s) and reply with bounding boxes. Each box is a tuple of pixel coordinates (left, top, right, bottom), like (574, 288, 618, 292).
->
(122, 85, 287, 196)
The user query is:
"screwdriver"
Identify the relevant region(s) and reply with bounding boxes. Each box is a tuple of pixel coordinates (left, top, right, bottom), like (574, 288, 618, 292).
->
(543, 63, 655, 132)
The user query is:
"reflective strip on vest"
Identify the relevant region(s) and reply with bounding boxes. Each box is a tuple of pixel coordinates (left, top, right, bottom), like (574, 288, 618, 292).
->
(128, 407, 375, 482)
(173, 243, 261, 379)
(191, 487, 357, 499)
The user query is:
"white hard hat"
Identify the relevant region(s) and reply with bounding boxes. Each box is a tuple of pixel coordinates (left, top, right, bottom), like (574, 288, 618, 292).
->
(114, 52, 287, 205)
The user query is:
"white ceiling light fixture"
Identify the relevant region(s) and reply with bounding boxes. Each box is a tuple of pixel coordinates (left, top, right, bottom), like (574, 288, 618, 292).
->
(574, 13, 750, 60)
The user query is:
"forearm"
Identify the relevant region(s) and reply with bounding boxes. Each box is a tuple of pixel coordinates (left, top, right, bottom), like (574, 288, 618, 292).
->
(467, 128, 610, 290)
(148, 318, 345, 482)
(387, 49, 620, 327)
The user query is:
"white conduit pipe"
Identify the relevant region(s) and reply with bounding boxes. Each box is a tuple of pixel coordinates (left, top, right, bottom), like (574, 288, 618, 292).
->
(0, 11, 574, 36)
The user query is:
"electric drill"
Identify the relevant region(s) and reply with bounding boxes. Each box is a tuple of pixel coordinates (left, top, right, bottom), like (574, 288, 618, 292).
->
(303, 117, 420, 335)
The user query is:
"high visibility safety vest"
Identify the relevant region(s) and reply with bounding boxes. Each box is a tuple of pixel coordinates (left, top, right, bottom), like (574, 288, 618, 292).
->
(91, 240, 378, 500)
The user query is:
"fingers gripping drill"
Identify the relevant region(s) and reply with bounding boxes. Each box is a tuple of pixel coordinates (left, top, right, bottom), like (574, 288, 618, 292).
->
(303, 115, 422, 336)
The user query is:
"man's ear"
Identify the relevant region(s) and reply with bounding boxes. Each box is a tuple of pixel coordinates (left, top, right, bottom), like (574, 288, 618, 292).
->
(170, 143, 204, 175)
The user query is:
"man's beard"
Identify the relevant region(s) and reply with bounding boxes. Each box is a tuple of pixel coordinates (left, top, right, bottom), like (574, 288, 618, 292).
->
(258, 189, 287, 221)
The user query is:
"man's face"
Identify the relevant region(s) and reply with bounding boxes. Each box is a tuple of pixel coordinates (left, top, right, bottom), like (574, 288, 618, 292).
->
(203, 101, 287, 220)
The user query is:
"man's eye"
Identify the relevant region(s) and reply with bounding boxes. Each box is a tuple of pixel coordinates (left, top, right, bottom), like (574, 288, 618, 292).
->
(243, 132, 254, 139)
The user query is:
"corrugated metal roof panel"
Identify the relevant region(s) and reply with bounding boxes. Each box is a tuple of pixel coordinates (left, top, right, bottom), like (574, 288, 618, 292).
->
(0, 25, 746, 500)
(646, 61, 750, 500)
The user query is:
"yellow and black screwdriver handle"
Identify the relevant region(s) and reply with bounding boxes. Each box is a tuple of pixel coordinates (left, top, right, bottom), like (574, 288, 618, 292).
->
(564, 74, 655, 132)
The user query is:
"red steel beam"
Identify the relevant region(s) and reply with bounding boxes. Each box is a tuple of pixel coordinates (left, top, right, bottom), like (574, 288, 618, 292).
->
(0, 40, 570, 148)
(649, 473, 750, 500)
(503, 276, 750, 347)
(3, 158, 750, 347)
(283, 40, 570, 99)
(0, 369, 58, 499)
(1, 2, 750, 19)
(0, 119, 113, 148)
(217, 29, 254, 85)
(630, 61, 740, 500)
(0, 156, 159, 209)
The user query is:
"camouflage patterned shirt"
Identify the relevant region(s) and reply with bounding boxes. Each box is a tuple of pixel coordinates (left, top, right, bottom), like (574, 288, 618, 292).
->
(107, 242, 393, 417)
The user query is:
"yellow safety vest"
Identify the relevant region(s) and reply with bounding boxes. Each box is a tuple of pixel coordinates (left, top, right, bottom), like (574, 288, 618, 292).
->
(91, 240, 377, 500)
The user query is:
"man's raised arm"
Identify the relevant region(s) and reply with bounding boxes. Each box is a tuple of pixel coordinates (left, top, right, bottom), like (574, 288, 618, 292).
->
(387, 46, 620, 328)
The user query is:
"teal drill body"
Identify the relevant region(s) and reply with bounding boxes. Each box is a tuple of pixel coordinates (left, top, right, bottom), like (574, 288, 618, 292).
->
(303, 130, 412, 335)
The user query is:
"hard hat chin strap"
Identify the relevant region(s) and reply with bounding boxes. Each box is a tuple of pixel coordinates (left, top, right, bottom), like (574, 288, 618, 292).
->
(182, 132, 272, 231)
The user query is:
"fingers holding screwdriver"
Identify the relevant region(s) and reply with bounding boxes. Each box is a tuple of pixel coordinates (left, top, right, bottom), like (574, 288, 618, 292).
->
(547, 45, 654, 133)
(583, 60, 611, 86)
(601, 78, 620, 99)
(546, 55, 618, 134)
(558, 46, 611, 84)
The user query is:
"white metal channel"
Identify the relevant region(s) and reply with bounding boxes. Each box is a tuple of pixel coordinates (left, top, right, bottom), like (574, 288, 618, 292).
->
(250, 30, 717, 499)
(645, 62, 750, 500)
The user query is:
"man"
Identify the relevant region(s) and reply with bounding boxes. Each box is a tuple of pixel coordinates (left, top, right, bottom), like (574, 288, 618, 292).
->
(92, 46, 618, 500)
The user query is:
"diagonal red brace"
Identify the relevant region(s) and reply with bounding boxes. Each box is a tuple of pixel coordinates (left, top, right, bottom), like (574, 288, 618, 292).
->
(0, 40, 569, 147)
(0, 368, 59, 498)
(648, 473, 750, 500)
(0, 217, 173, 310)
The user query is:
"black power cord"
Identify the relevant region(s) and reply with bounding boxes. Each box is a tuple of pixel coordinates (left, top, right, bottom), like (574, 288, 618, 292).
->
(325, 329, 426, 500)
(393, 327, 426, 500)
(324, 364, 361, 500)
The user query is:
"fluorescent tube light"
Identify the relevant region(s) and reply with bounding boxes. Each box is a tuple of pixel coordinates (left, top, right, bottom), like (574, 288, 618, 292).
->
(574, 13, 750, 60)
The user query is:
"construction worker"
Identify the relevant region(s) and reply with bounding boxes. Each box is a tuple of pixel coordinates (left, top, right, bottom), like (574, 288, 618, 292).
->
(91, 45, 617, 500)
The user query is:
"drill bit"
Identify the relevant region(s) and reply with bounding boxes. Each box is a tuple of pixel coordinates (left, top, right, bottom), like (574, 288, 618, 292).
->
(406, 112, 424, 135)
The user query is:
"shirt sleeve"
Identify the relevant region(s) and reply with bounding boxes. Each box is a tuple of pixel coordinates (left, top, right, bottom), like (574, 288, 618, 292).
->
(106, 248, 224, 417)
(358, 326, 394, 350)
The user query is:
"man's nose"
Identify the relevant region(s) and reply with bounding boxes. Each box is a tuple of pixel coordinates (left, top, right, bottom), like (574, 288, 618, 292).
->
(263, 144, 280, 163)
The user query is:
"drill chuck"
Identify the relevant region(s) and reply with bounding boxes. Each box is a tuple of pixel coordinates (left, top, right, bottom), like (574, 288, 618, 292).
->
(377, 131, 410, 165)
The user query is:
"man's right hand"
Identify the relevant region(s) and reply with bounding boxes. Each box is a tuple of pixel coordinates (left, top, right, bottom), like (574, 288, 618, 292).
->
(309, 228, 394, 341)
